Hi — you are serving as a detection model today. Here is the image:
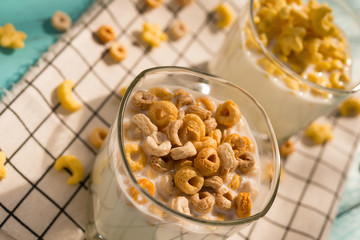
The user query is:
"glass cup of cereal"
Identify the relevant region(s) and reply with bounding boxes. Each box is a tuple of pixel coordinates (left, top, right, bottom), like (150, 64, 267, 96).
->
(86, 66, 280, 240)
(209, 0, 360, 145)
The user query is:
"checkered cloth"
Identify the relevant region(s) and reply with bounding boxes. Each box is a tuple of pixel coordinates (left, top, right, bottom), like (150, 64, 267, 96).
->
(0, 0, 359, 239)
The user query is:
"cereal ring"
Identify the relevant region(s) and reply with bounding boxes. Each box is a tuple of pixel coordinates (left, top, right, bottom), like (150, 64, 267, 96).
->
(150, 155, 174, 173)
(170, 196, 190, 215)
(222, 133, 247, 156)
(190, 191, 215, 213)
(159, 173, 178, 196)
(132, 90, 157, 110)
(279, 140, 295, 157)
(128, 178, 155, 204)
(149, 101, 178, 127)
(169, 20, 188, 40)
(196, 97, 215, 112)
(215, 100, 241, 127)
(51, 11, 72, 32)
(57, 80, 82, 112)
(179, 114, 205, 142)
(215, 3, 234, 28)
(217, 143, 237, 170)
(0, 151, 7, 181)
(146, 0, 163, 8)
(170, 141, 197, 160)
(193, 137, 217, 153)
(186, 105, 212, 121)
(173, 89, 190, 97)
(97, 25, 115, 43)
(339, 97, 360, 116)
(142, 22, 168, 47)
(176, 95, 194, 109)
(229, 174, 242, 190)
(203, 176, 223, 191)
(0, 23, 27, 49)
(236, 192, 251, 218)
(238, 151, 255, 173)
(175, 159, 193, 171)
(204, 118, 217, 135)
(174, 166, 204, 195)
(123, 121, 142, 141)
(125, 144, 148, 171)
(132, 113, 158, 136)
(110, 42, 127, 62)
(54, 155, 84, 185)
(90, 127, 108, 149)
(208, 129, 222, 146)
(194, 148, 220, 177)
(304, 122, 333, 144)
(143, 132, 172, 157)
(215, 188, 235, 210)
(149, 87, 173, 101)
(166, 119, 183, 146)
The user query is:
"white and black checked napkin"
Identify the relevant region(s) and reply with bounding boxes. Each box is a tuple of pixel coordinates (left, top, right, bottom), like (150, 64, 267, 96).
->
(0, 0, 359, 239)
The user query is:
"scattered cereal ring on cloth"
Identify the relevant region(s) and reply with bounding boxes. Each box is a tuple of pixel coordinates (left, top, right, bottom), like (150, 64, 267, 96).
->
(214, 3, 234, 28)
(339, 96, 360, 116)
(55, 155, 84, 185)
(0, 23, 27, 49)
(304, 121, 333, 144)
(141, 22, 168, 47)
(97, 25, 116, 43)
(90, 127, 109, 149)
(51, 11, 72, 32)
(169, 20, 188, 40)
(57, 80, 82, 112)
(110, 42, 128, 62)
(0, 151, 7, 180)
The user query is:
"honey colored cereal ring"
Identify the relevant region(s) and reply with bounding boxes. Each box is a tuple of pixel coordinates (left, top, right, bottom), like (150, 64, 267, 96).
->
(57, 80, 82, 112)
(97, 25, 115, 43)
(195, 96, 215, 112)
(55, 155, 84, 185)
(149, 101, 178, 127)
(176, 95, 194, 109)
(222, 133, 247, 156)
(0, 151, 7, 180)
(279, 140, 295, 157)
(132, 90, 157, 110)
(208, 129, 222, 146)
(128, 178, 155, 204)
(149, 87, 173, 101)
(179, 114, 205, 143)
(215, 100, 241, 127)
(51, 11, 72, 32)
(194, 147, 220, 176)
(125, 144, 148, 171)
(90, 127, 108, 149)
(174, 166, 204, 195)
(193, 137, 217, 153)
(110, 42, 127, 62)
(235, 192, 251, 218)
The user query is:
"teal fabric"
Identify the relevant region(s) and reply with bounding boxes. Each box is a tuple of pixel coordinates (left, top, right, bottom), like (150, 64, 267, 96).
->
(0, 0, 94, 96)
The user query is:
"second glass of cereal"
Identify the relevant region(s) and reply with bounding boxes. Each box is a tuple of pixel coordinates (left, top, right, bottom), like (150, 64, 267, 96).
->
(86, 66, 280, 240)
(210, 0, 360, 145)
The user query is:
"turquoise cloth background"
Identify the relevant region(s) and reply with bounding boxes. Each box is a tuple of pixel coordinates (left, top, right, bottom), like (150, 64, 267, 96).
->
(0, 0, 359, 239)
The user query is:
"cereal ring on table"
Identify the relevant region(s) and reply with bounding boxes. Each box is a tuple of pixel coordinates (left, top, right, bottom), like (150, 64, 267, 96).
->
(235, 192, 251, 218)
(125, 144, 148, 171)
(170, 141, 197, 160)
(215, 3, 234, 28)
(143, 132, 172, 157)
(176, 95, 194, 109)
(196, 96, 215, 112)
(279, 140, 295, 157)
(55, 155, 84, 185)
(190, 191, 215, 213)
(174, 166, 204, 195)
(166, 119, 183, 146)
(193, 137, 217, 153)
(204, 118, 217, 135)
(146, 0, 163, 8)
(229, 174, 242, 190)
(339, 97, 360, 116)
(186, 105, 212, 121)
(169, 20, 188, 40)
(179, 114, 205, 143)
(109, 42, 127, 62)
(208, 129, 222, 146)
(173, 89, 190, 97)
(217, 143, 237, 170)
(215, 188, 235, 210)
(150, 155, 174, 173)
(123, 121, 142, 141)
(132, 113, 158, 136)
(149, 101, 178, 127)
(132, 90, 157, 110)
(170, 196, 191, 215)
(149, 87, 173, 101)
(57, 80, 82, 112)
(238, 151, 255, 173)
(203, 176, 223, 191)
(215, 100, 241, 127)
(175, 159, 193, 171)
(90, 127, 108, 149)
(0, 151, 7, 180)
(97, 25, 115, 43)
(128, 178, 155, 204)
(222, 133, 247, 156)
(177, 0, 194, 6)
(51, 11, 72, 32)
(159, 173, 178, 196)
(194, 147, 220, 177)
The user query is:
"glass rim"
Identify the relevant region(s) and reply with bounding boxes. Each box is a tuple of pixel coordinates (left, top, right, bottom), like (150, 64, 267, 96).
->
(249, 0, 360, 95)
(116, 66, 281, 227)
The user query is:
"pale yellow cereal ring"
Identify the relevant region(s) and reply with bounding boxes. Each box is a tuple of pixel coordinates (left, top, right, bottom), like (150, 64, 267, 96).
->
(339, 97, 360, 116)
(0, 151, 7, 180)
(51, 11, 72, 32)
(97, 25, 115, 43)
(90, 127, 108, 149)
(57, 80, 82, 112)
(55, 155, 84, 185)
(215, 100, 241, 127)
(215, 4, 234, 28)
(125, 144, 148, 171)
(149, 101, 178, 127)
(110, 42, 127, 62)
